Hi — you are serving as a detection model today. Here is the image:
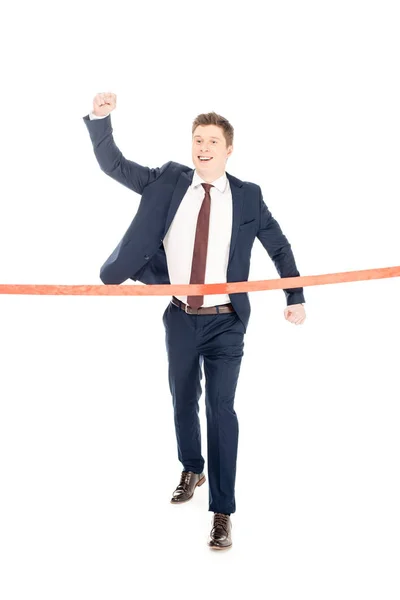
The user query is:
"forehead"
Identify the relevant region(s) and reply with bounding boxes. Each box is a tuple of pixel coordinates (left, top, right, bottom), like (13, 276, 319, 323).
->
(193, 125, 223, 140)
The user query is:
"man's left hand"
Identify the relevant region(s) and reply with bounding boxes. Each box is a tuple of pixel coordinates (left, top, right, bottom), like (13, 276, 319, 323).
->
(284, 304, 306, 325)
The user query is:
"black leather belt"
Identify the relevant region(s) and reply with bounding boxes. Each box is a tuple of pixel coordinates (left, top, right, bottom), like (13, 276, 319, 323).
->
(171, 296, 235, 315)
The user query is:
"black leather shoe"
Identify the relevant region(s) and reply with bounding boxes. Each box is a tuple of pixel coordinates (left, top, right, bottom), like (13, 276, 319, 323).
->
(170, 470, 206, 503)
(207, 513, 232, 550)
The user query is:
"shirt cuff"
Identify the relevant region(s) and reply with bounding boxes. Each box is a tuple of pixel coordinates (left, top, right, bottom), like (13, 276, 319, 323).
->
(89, 111, 109, 120)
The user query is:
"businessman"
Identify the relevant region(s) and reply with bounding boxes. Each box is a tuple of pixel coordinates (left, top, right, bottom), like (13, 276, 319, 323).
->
(83, 92, 306, 550)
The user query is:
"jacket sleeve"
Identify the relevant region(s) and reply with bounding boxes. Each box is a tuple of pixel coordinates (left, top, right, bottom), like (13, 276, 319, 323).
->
(256, 187, 305, 306)
(82, 113, 171, 195)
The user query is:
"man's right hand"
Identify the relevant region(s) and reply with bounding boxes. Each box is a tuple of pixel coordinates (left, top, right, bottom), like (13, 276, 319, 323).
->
(92, 92, 117, 117)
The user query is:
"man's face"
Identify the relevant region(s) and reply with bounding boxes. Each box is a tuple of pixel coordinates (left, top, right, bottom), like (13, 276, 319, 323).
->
(192, 125, 233, 181)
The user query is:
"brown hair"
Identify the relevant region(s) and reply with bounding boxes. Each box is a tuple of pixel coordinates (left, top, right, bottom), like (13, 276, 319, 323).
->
(192, 111, 234, 148)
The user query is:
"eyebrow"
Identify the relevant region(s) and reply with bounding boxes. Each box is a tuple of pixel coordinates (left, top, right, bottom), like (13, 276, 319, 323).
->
(194, 135, 221, 140)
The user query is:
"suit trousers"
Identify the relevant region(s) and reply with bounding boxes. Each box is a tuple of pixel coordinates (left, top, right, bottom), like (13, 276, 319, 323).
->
(162, 299, 245, 514)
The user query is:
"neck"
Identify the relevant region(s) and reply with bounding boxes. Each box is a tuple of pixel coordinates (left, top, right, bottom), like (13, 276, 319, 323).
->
(196, 168, 225, 183)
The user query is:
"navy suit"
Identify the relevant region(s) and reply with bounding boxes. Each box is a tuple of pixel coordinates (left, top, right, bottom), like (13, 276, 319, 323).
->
(83, 113, 305, 513)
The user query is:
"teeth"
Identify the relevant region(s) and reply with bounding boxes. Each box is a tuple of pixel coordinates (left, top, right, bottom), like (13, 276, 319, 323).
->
(199, 157, 211, 160)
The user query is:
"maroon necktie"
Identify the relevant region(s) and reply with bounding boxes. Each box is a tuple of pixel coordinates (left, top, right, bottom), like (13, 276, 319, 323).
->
(187, 183, 214, 309)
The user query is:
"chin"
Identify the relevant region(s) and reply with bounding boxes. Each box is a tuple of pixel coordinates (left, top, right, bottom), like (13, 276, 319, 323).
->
(197, 161, 215, 170)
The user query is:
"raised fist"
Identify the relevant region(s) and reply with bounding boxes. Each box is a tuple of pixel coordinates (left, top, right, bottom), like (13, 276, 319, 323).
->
(92, 92, 117, 117)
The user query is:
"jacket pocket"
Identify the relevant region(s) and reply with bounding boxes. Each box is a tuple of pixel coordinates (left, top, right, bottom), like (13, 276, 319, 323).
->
(239, 218, 256, 229)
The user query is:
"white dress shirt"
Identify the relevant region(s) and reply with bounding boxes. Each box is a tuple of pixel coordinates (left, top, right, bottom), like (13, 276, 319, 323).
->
(89, 111, 232, 305)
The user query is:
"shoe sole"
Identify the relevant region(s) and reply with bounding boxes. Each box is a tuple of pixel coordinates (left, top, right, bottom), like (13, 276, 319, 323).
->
(170, 475, 206, 504)
(208, 543, 232, 550)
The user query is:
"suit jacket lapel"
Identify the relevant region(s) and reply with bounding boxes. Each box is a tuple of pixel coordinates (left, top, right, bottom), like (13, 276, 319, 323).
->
(226, 172, 244, 264)
(162, 168, 244, 265)
(162, 171, 192, 239)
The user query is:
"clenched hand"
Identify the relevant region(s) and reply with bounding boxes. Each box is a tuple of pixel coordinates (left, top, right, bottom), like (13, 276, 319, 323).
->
(92, 92, 117, 117)
(284, 304, 306, 325)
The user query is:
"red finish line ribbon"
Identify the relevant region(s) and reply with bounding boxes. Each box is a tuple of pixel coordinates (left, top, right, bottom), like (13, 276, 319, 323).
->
(0, 266, 399, 296)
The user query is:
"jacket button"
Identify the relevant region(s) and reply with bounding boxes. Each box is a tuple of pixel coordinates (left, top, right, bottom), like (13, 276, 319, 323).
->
(144, 254, 150, 260)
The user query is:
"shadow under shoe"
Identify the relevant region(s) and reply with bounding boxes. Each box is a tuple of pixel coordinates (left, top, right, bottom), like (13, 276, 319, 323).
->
(207, 513, 232, 550)
(170, 470, 206, 504)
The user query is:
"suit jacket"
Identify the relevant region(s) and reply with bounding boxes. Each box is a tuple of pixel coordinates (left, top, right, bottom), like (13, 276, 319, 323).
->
(83, 114, 305, 332)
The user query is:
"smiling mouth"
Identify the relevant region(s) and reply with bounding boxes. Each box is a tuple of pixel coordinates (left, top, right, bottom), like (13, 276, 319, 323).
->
(198, 156, 213, 162)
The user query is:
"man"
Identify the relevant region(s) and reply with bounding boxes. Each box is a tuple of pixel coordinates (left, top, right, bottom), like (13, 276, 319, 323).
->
(83, 92, 306, 550)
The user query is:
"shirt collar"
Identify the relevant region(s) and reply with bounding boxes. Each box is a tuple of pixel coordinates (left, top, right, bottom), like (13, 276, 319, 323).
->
(192, 169, 228, 193)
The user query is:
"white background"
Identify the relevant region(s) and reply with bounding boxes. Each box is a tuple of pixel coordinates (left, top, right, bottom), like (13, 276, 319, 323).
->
(0, 1, 399, 598)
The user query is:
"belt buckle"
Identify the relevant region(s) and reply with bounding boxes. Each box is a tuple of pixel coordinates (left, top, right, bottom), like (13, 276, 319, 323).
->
(185, 303, 200, 315)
